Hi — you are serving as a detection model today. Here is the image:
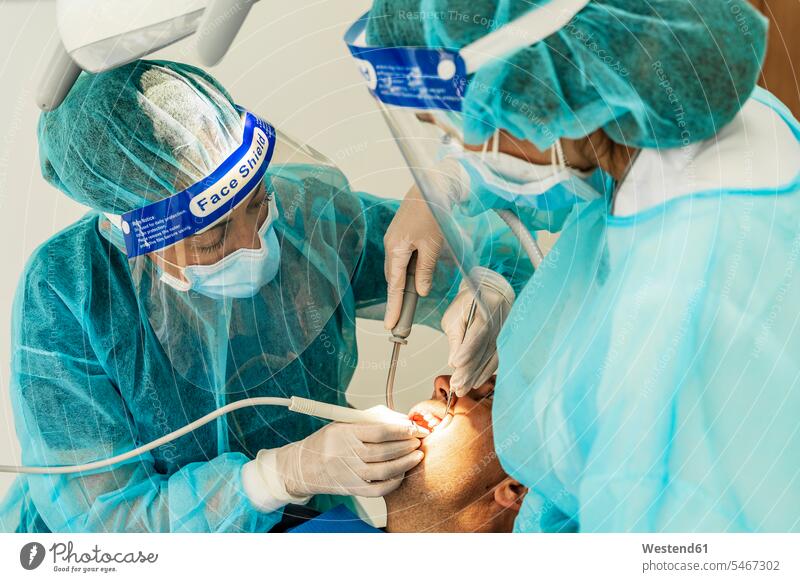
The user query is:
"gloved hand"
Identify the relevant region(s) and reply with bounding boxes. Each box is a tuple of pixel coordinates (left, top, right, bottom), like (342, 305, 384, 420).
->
(441, 267, 515, 396)
(383, 183, 444, 330)
(242, 413, 427, 511)
(383, 159, 474, 330)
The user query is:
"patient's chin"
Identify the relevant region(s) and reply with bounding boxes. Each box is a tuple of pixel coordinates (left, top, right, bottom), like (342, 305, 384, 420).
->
(384, 459, 439, 517)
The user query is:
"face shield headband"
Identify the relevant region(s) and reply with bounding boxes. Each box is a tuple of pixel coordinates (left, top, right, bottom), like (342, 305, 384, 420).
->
(344, 0, 591, 113)
(108, 110, 276, 259)
(343, 1, 591, 290)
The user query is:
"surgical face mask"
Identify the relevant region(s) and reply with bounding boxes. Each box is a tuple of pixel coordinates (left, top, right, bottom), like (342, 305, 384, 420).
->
(442, 133, 600, 213)
(159, 196, 281, 299)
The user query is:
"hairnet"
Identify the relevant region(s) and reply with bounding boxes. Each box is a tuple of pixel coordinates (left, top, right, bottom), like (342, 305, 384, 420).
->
(39, 60, 243, 214)
(366, 0, 768, 149)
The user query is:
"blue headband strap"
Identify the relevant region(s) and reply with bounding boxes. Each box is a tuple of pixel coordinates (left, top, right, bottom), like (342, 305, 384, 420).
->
(120, 111, 276, 258)
(344, 12, 466, 112)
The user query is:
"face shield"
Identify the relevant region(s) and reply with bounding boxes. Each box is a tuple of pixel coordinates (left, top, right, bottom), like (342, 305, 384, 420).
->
(103, 109, 355, 396)
(344, 0, 598, 289)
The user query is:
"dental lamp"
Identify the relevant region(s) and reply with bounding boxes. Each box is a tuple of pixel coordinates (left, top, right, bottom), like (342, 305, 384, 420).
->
(37, 0, 260, 111)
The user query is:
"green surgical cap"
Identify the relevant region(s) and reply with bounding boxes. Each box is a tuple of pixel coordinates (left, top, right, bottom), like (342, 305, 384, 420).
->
(366, 0, 768, 149)
(39, 60, 243, 214)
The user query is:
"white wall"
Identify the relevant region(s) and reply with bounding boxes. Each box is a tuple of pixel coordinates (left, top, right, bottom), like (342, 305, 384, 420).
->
(0, 1, 450, 502)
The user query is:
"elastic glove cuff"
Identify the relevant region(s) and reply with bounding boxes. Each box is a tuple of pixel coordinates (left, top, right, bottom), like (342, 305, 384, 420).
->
(464, 266, 515, 305)
(242, 449, 311, 513)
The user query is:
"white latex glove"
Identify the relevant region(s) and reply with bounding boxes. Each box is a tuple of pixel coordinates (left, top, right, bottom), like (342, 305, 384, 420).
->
(441, 267, 515, 396)
(383, 184, 444, 330)
(243, 415, 426, 509)
(383, 157, 473, 331)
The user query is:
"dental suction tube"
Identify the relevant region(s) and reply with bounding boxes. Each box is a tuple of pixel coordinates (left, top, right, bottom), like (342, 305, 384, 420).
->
(0, 396, 407, 475)
(494, 209, 544, 269)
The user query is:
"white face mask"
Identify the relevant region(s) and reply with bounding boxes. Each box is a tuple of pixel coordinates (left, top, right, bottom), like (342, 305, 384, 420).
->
(441, 132, 600, 210)
(159, 196, 281, 299)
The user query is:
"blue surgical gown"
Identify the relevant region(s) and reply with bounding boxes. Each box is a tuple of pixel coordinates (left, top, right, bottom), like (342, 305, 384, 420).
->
(494, 88, 800, 532)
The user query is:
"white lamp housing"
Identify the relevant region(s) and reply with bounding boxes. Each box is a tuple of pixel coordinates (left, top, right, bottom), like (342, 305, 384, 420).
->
(58, 0, 207, 73)
(37, 0, 260, 110)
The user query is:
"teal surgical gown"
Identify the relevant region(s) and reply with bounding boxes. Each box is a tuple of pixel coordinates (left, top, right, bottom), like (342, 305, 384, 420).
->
(494, 88, 800, 532)
(0, 182, 531, 533)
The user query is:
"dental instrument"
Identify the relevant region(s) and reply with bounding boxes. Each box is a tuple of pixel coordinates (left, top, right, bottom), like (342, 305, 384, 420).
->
(385, 251, 420, 410)
(0, 397, 412, 475)
(444, 298, 477, 417)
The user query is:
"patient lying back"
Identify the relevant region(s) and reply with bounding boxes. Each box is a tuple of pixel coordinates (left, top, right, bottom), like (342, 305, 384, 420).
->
(384, 376, 527, 533)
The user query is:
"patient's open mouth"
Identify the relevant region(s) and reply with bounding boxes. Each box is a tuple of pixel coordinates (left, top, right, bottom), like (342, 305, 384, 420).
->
(409, 401, 451, 433)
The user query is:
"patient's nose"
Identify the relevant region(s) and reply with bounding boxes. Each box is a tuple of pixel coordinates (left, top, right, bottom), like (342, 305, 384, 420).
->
(433, 375, 454, 403)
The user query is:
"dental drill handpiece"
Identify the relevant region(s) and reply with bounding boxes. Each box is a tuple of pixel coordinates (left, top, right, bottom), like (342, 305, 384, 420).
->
(385, 252, 419, 410)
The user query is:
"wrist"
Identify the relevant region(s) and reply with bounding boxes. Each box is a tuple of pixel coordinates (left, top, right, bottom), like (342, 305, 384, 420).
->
(242, 448, 311, 513)
(465, 267, 515, 304)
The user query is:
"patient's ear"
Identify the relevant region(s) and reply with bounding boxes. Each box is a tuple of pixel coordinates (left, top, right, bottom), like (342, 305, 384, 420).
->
(494, 478, 527, 511)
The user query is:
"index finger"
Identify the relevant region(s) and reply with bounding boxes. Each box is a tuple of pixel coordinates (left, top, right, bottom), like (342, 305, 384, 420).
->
(354, 422, 424, 443)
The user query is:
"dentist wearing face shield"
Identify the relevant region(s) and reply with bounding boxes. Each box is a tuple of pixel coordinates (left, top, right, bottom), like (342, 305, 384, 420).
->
(371, 0, 800, 532)
(0, 59, 532, 533)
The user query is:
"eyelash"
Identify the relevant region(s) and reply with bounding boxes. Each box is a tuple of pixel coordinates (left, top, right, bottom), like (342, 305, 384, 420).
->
(196, 191, 267, 255)
(198, 239, 225, 256)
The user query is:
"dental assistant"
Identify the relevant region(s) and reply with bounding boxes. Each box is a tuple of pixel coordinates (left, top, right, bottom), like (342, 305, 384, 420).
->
(371, 0, 800, 531)
(0, 60, 528, 533)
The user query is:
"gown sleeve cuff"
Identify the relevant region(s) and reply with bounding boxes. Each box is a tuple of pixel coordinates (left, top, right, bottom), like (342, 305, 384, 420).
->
(242, 449, 311, 513)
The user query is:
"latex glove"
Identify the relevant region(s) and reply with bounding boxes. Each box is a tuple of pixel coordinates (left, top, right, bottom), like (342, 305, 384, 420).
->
(441, 267, 515, 396)
(383, 183, 444, 330)
(243, 415, 427, 509)
(383, 160, 473, 330)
